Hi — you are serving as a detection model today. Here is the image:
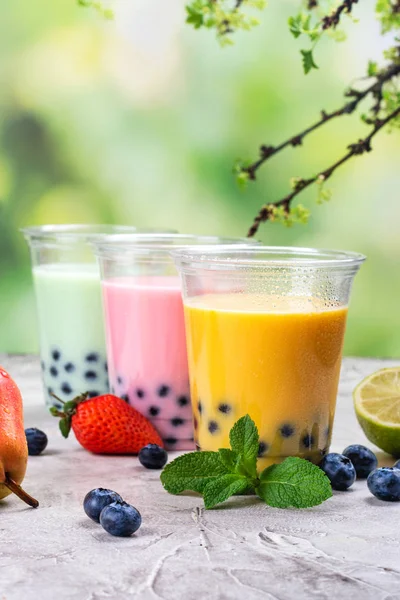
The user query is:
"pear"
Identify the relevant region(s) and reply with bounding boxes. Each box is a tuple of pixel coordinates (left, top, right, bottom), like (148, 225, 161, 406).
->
(0, 366, 38, 508)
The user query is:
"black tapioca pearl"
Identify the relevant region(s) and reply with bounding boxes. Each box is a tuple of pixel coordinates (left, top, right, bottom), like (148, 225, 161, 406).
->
(177, 395, 189, 407)
(52, 349, 61, 361)
(104, 362, 108, 373)
(198, 400, 203, 415)
(50, 366, 58, 377)
(171, 417, 184, 427)
(117, 376, 123, 385)
(120, 394, 129, 403)
(85, 352, 99, 362)
(279, 424, 295, 438)
(218, 403, 232, 414)
(61, 382, 72, 395)
(302, 434, 315, 450)
(85, 370, 97, 381)
(136, 388, 145, 399)
(165, 437, 177, 446)
(258, 441, 269, 457)
(158, 385, 170, 398)
(41, 360, 45, 371)
(64, 362, 75, 373)
(208, 420, 219, 434)
(149, 406, 160, 417)
(87, 390, 100, 398)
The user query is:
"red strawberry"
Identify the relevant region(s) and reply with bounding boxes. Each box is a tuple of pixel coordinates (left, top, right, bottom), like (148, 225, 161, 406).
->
(50, 393, 163, 454)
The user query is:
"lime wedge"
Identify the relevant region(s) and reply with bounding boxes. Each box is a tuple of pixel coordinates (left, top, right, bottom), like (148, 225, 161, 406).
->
(354, 367, 400, 458)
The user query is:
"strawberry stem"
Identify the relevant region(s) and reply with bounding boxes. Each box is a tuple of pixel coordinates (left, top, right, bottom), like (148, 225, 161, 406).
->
(4, 475, 39, 508)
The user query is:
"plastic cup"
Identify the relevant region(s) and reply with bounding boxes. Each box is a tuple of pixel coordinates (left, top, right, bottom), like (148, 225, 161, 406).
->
(173, 246, 365, 466)
(22, 225, 175, 406)
(91, 234, 258, 450)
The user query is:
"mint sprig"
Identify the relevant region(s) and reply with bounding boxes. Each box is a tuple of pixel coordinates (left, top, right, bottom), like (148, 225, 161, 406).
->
(160, 415, 332, 510)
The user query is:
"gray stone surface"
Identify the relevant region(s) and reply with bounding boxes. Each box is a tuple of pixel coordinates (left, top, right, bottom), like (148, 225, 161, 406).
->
(0, 354, 399, 600)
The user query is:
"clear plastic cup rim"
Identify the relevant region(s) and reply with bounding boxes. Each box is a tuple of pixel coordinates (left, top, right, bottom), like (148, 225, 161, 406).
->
(21, 224, 176, 245)
(171, 245, 366, 272)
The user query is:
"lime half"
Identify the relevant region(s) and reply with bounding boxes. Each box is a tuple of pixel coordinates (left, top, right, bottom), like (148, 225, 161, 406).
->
(354, 367, 400, 457)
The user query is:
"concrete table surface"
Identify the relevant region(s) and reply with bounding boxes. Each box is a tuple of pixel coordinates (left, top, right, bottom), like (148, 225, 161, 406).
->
(0, 354, 399, 600)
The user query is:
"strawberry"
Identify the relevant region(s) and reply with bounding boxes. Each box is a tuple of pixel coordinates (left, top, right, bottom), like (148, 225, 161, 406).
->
(50, 393, 163, 454)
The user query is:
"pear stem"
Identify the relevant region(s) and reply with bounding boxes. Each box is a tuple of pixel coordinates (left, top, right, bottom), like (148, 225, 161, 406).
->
(4, 475, 39, 508)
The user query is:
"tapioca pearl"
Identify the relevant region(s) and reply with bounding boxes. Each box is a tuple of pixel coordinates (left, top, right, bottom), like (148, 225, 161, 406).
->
(301, 434, 315, 450)
(52, 349, 61, 361)
(104, 362, 108, 373)
(85, 370, 97, 381)
(50, 366, 58, 377)
(198, 400, 203, 415)
(258, 441, 269, 457)
(279, 424, 295, 438)
(165, 437, 178, 446)
(208, 420, 219, 434)
(117, 376, 123, 385)
(218, 403, 232, 415)
(158, 385, 170, 398)
(177, 395, 189, 407)
(120, 394, 129, 403)
(85, 352, 99, 363)
(149, 406, 160, 417)
(136, 388, 145, 399)
(64, 362, 75, 373)
(171, 417, 185, 427)
(87, 390, 100, 398)
(61, 382, 73, 395)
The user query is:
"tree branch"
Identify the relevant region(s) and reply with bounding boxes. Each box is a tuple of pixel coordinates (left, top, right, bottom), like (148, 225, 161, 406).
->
(322, 0, 359, 30)
(243, 61, 400, 180)
(247, 105, 400, 237)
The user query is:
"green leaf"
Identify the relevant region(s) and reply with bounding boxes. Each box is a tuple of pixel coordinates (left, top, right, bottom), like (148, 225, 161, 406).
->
(367, 60, 378, 77)
(59, 417, 72, 439)
(301, 49, 318, 74)
(256, 457, 332, 508)
(49, 406, 63, 417)
(186, 5, 204, 29)
(229, 415, 259, 477)
(288, 15, 303, 38)
(160, 451, 230, 495)
(203, 474, 249, 509)
(218, 448, 241, 472)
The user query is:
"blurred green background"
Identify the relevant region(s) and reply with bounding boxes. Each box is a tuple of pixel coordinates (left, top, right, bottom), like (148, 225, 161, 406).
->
(0, 0, 399, 356)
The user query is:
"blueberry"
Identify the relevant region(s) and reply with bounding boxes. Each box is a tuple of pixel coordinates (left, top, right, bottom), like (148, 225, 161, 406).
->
(100, 501, 142, 537)
(87, 390, 100, 398)
(258, 441, 269, 457)
(64, 362, 75, 373)
(302, 434, 315, 450)
(171, 417, 184, 427)
(280, 424, 295, 438)
(61, 382, 72, 395)
(138, 444, 168, 469)
(25, 428, 48, 456)
(84, 488, 123, 523)
(85, 370, 97, 381)
(319, 453, 356, 490)
(52, 349, 61, 361)
(208, 420, 219, 434)
(120, 394, 129, 403)
(218, 403, 231, 414)
(367, 467, 400, 502)
(394, 460, 400, 470)
(158, 385, 170, 397)
(86, 352, 99, 362)
(177, 395, 189, 407)
(136, 388, 145, 399)
(49, 366, 58, 377)
(149, 406, 160, 417)
(342, 444, 378, 479)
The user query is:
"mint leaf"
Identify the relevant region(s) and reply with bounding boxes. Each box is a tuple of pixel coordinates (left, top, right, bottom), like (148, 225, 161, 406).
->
(301, 49, 318, 74)
(256, 457, 332, 508)
(229, 415, 259, 477)
(160, 451, 229, 495)
(218, 448, 241, 472)
(203, 474, 249, 509)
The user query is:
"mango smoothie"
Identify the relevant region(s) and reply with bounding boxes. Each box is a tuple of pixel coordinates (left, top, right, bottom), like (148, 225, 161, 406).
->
(184, 293, 348, 467)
